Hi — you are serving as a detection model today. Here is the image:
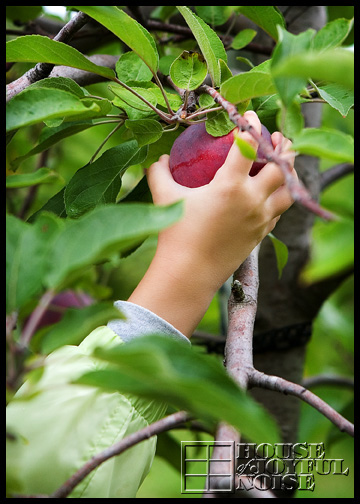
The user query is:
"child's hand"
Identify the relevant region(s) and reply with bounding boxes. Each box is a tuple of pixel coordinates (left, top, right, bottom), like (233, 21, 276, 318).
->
(129, 110, 296, 337)
(147, 111, 295, 284)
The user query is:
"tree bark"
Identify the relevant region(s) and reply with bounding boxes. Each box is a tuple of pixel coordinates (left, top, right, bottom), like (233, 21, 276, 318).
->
(244, 7, 328, 445)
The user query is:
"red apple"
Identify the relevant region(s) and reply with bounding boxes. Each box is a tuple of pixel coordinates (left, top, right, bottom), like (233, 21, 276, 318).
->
(250, 124, 273, 176)
(169, 122, 272, 187)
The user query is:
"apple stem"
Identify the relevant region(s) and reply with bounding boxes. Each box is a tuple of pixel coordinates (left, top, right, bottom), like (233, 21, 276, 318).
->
(197, 84, 336, 221)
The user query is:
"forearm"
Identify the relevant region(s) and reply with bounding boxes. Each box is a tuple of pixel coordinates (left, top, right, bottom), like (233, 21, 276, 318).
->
(128, 244, 223, 338)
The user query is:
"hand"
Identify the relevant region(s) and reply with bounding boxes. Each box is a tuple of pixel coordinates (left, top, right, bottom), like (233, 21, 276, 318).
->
(147, 111, 296, 285)
(129, 111, 296, 337)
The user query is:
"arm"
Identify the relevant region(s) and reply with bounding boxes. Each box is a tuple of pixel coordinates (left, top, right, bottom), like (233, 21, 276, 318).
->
(129, 111, 296, 337)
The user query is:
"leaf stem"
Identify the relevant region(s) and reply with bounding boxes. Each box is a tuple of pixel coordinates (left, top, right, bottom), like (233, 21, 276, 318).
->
(113, 77, 173, 123)
(152, 71, 175, 115)
(89, 121, 124, 163)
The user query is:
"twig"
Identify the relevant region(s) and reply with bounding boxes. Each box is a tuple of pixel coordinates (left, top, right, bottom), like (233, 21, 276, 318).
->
(302, 374, 354, 390)
(6, 12, 90, 102)
(197, 84, 336, 221)
(48, 410, 192, 498)
(320, 163, 354, 191)
(20, 289, 56, 348)
(146, 19, 272, 55)
(249, 369, 354, 437)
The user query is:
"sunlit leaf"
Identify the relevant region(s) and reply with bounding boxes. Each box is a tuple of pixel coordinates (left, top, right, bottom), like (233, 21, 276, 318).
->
(75, 334, 281, 444)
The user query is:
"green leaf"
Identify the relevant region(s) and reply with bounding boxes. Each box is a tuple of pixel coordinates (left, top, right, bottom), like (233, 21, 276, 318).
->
(271, 27, 315, 106)
(195, 6, 234, 26)
(6, 87, 101, 133)
(115, 51, 153, 83)
(220, 70, 276, 104)
(170, 50, 208, 91)
(276, 100, 304, 139)
(6, 168, 57, 188)
(29, 76, 85, 98)
(234, 135, 257, 161)
(301, 218, 354, 283)
(205, 109, 236, 137)
(6, 213, 63, 313)
(44, 202, 184, 289)
(291, 128, 354, 163)
(11, 121, 96, 170)
(271, 48, 354, 91)
(218, 58, 233, 83)
(6, 5, 42, 23)
(38, 302, 123, 354)
(177, 6, 226, 87)
(6, 35, 114, 80)
(75, 335, 280, 444)
(73, 6, 159, 74)
(109, 84, 158, 119)
(312, 17, 354, 51)
(64, 141, 148, 218)
(125, 119, 163, 147)
(231, 28, 257, 50)
(267, 233, 289, 279)
(28, 188, 67, 221)
(236, 6, 285, 41)
(312, 82, 354, 117)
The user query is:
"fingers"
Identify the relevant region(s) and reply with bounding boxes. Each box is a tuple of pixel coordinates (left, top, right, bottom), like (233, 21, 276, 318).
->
(267, 183, 295, 218)
(253, 133, 296, 196)
(146, 154, 174, 202)
(216, 110, 262, 181)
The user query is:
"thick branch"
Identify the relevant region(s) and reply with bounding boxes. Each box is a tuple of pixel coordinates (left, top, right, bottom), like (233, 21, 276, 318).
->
(6, 12, 90, 102)
(249, 369, 354, 437)
(209, 247, 268, 496)
(49, 54, 118, 86)
(197, 84, 335, 221)
(224, 245, 260, 389)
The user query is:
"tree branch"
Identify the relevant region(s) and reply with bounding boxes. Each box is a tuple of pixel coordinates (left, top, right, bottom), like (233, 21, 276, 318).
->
(249, 369, 354, 437)
(209, 246, 267, 496)
(320, 163, 354, 191)
(49, 54, 118, 86)
(6, 12, 90, 102)
(302, 374, 354, 390)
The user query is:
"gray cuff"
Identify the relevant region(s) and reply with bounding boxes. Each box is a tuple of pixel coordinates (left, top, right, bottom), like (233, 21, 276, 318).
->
(107, 301, 191, 345)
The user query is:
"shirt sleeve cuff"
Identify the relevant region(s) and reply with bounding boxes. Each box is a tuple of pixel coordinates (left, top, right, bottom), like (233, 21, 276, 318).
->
(107, 300, 191, 346)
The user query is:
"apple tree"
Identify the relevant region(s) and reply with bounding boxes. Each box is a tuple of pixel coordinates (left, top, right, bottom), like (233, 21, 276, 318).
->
(6, 6, 354, 498)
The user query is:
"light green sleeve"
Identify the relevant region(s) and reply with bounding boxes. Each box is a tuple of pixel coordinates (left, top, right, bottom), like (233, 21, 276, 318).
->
(6, 326, 167, 498)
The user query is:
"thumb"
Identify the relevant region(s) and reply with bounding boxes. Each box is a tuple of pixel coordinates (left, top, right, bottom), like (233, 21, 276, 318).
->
(218, 111, 262, 180)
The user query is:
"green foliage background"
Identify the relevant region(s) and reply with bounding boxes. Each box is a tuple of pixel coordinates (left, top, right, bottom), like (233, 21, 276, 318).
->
(6, 6, 353, 498)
